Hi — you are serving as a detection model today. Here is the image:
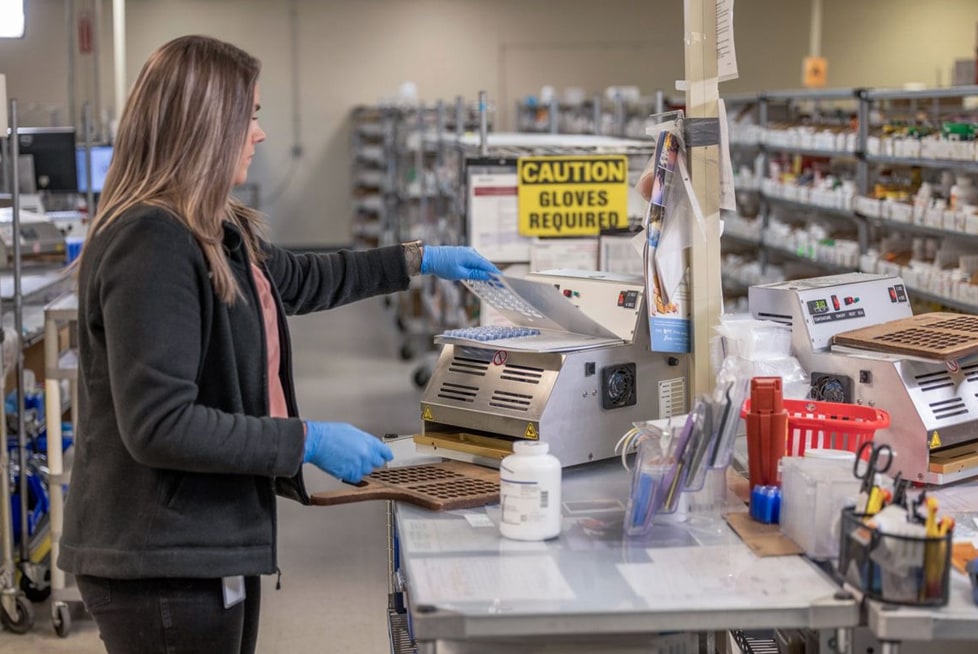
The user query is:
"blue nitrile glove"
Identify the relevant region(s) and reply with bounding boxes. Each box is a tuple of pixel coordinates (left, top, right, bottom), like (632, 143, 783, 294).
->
(303, 421, 394, 483)
(420, 246, 500, 281)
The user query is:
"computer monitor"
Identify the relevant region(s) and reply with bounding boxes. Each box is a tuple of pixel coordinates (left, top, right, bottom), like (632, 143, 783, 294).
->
(14, 127, 78, 193)
(76, 145, 113, 194)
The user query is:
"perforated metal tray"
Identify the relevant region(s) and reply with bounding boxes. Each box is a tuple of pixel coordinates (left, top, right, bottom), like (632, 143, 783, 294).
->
(832, 312, 978, 361)
(310, 460, 499, 511)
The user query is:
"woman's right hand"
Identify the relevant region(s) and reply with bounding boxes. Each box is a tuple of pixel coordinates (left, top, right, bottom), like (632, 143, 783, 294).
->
(303, 421, 393, 483)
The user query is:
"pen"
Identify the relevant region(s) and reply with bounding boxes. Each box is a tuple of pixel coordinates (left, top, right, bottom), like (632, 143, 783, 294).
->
(924, 497, 939, 537)
(865, 487, 890, 516)
(922, 497, 944, 601)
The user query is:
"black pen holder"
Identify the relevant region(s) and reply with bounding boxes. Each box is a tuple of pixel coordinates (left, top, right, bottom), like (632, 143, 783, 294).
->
(837, 507, 951, 607)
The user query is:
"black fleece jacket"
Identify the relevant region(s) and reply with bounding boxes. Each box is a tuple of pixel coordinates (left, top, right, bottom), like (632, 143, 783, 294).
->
(58, 206, 410, 579)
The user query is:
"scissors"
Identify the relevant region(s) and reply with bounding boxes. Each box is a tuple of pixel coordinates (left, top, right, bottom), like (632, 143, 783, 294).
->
(854, 441, 893, 514)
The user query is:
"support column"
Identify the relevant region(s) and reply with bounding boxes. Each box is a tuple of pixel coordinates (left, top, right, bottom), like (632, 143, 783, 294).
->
(684, 0, 722, 397)
(112, 0, 126, 119)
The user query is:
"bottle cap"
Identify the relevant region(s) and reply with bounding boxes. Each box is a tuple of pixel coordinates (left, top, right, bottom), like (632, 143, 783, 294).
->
(513, 440, 548, 455)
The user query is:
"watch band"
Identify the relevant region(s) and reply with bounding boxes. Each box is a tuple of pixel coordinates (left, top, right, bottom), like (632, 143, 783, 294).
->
(401, 239, 424, 276)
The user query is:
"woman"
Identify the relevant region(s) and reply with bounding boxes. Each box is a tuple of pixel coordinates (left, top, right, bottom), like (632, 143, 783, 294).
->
(59, 34, 497, 653)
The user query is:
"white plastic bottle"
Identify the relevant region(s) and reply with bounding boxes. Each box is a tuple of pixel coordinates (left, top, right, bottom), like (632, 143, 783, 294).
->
(951, 176, 977, 210)
(499, 441, 562, 541)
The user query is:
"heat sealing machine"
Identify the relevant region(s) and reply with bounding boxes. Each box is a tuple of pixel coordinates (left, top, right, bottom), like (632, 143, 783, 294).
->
(415, 270, 690, 468)
(750, 272, 978, 484)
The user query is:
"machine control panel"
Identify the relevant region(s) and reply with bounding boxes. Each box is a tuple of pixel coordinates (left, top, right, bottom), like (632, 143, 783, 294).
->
(617, 290, 640, 309)
(750, 273, 914, 351)
(887, 284, 908, 303)
(806, 295, 866, 324)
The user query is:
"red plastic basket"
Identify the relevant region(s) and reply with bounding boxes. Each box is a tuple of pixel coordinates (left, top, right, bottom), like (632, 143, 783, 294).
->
(741, 398, 890, 457)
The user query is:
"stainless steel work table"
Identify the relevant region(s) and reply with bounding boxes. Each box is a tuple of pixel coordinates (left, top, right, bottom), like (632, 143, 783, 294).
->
(865, 580, 978, 654)
(859, 495, 978, 654)
(389, 440, 859, 653)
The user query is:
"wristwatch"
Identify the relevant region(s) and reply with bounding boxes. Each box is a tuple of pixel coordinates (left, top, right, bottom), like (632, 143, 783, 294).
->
(401, 239, 424, 276)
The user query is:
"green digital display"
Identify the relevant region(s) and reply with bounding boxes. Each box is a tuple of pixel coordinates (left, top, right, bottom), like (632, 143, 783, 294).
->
(808, 298, 830, 315)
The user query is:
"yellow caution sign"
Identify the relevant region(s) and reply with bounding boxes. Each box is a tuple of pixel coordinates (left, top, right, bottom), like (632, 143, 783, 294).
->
(929, 431, 942, 449)
(421, 406, 433, 421)
(517, 155, 629, 237)
(524, 423, 539, 440)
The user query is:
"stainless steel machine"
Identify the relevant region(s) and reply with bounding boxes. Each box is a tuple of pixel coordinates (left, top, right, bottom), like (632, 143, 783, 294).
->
(416, 270, 689, 468)
(749, 272, 978, 484)
(0, 207, 66, 268)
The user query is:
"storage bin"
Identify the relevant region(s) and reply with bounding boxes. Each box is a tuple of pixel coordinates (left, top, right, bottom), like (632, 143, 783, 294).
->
(780, 457, 861, 559)
(838, 507, 951, 606)
(741, 398, 890, 458)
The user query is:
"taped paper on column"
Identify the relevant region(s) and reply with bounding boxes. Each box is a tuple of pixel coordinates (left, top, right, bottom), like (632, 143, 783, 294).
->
(637, 121, 692, 353)
(717, 0, 739, 82)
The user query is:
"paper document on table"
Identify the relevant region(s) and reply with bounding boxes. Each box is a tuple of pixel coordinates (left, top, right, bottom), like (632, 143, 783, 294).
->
(617, 544, 837, 610)
(400, 517, 543, 554)
(408, 555, 575, 603)
(928, 483, 978, 513)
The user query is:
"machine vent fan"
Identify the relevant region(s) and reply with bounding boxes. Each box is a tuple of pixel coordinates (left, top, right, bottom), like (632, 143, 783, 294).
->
(448, 356, 489, 376)
(929, 398, 968, 421)
(755, 312, 793, 327)
(963, 363, 978, 382)
(810, 373, 852, 403)
(436, 382, 479, 403)
(601, 363, 637, 410)
(489, 390, 533, 412)
(915, 370, 954, 393)
(500, 363, 544, 385)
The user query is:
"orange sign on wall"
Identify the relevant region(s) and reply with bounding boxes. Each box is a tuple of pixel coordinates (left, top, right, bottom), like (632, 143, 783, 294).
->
(803, 56, 828, 88)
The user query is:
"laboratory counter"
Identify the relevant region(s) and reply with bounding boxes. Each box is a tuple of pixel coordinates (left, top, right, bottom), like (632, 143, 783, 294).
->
(388, 439, 859, 653)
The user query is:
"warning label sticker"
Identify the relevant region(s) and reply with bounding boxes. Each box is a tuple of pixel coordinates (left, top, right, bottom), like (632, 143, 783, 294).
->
(524, 423, 539, 439)
(517, 155, 629, 236)
(422, 406, 433, 421)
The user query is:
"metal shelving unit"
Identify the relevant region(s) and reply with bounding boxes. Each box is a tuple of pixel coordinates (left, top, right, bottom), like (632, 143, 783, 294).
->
(904, 285, 978, 314)
(724, 85, 978, 313)
(515, 90, 682, 138)
(859, 214, 978, 245)
(865, 155, 978, 174)
(720, 233, 761, 248)
(764, 195, 860, 220)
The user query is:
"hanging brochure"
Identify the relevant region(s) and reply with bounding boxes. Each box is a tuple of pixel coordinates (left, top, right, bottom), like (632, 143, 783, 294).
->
(638, 114, 696, 353)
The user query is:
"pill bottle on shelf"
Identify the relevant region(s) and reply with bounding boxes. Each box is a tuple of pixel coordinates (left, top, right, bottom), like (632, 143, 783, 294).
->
(499, 441, 562, 541)
(951, 176, 977, 210)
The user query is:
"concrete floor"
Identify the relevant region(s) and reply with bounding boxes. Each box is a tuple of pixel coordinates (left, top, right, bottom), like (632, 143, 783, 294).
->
(1, 295, 426, 653)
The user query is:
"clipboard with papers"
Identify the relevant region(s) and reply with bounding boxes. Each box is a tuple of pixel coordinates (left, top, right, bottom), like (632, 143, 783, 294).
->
(435, 275, 624, 353)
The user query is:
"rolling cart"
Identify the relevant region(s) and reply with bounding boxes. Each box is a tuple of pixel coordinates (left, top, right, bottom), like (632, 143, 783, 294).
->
(43, 292, 79, 637)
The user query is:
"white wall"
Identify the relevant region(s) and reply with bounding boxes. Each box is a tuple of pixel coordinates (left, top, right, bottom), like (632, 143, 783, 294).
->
(1, 0, 976, 245)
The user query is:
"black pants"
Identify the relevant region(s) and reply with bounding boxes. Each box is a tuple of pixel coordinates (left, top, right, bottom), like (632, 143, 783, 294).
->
(76, 575, 261, 654)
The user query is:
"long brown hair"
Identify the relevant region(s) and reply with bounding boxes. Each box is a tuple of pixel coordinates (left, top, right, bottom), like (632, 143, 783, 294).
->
(85, 34, 266, 304)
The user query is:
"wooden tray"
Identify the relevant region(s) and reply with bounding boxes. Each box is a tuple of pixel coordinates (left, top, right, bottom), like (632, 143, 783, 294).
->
(310, 460, 499, 511)
(832, 313, 978, 361)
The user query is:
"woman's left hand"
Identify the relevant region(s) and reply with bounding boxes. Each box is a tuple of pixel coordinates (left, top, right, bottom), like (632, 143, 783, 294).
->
(421, 246, 500, 281)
